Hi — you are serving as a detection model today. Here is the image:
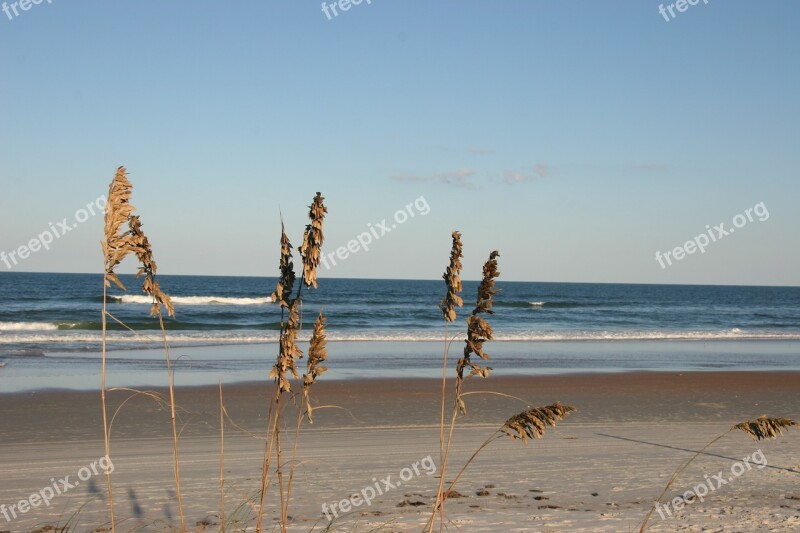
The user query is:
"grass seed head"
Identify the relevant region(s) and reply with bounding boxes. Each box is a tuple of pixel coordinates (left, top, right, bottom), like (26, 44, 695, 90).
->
(102, 166, 173, 317)
(733, 416, 799, 441)
(501, 403, 577, 443)
(440, 231, 464, 322)
(458, 251, 500, 381)
(270, 299, 303, 393)
(299, 192, 327, 289)
(303, 311, 328, 422)
(271, 222, 296, 309)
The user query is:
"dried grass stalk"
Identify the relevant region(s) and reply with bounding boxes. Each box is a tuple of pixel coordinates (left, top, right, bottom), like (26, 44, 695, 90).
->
(456, 251, 500, 412)
(429, 399, 576, 533)
(100, 166, 136, 533)
(101, 167, 174, 317)
(733, 416, 799, 440)
(303, 311, 328, 423)
(431, 247, 502, 533)
(271, 223, 295, 309)
(298, 192, 327, 289)
(260, 193, 328, 533)
(439, 231, 464, 322)
(128, 216, 174, 317)
(269, 299, 303, 393)
(103, 167, 136, 291)
(100, 166, 182, 532)
(501, 403, 577, 443)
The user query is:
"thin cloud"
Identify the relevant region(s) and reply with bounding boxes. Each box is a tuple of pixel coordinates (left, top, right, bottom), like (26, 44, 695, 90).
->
(632, 163, 670, 171)
(391, 168, 476, 188)
(466, 147, 492, 155)
(504, 164, 551, 184)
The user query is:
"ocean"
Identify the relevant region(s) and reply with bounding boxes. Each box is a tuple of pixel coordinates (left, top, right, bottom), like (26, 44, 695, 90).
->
(1, 273, 799, 391)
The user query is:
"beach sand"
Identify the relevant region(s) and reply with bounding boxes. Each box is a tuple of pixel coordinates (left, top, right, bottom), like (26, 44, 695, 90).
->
(1, 371, 799, 532)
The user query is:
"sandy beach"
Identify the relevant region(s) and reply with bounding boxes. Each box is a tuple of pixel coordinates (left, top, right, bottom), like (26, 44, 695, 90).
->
(1, 371, 799, 532)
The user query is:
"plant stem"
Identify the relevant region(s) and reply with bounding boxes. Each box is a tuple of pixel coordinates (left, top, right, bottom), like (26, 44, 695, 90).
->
(431, 326, 452, 533)
(256, 392, 278, 532)
(429, 396, 461, 533)
(283, 401, 305, 531)
(157, 310, 185, 532)
(219, 381, 226, 533)
(275, 394, 286, 533)
(275, 284, 304, 532)
(438, 325, 449, 478)
(100, 276, 116, 533)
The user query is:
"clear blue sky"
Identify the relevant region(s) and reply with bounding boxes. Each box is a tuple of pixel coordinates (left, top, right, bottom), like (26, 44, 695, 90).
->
(1, 1, 798, 285)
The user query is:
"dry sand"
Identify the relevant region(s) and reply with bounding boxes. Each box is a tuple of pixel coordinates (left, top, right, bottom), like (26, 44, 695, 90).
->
(1, 372, 799, 532)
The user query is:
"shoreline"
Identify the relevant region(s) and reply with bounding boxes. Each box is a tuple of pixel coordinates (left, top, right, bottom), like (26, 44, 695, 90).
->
(5, 335, 800, 354)
(4, 338, 800, 394)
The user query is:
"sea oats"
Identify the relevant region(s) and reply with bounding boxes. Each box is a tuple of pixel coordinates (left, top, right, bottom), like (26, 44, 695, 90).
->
(270, 299, 303, 393)
(271, 223, 296, 309)
(303, 311, 328, 423)
(298, 192, 327, 289)
(100, 166, 181, 532)
(103, 166, 137, 291)
(260, 193, 328, 533)
(501, 403, 577, 443)
(733, 416, 799, 441)
(439, 231, 464, 322)
(456, 250, 500, 412)
(102, 167, 174, 316)
(128, 215, 174, 317)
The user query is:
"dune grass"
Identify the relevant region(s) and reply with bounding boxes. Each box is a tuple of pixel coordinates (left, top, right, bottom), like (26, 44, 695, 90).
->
(428, 235, 576, 533)
(101, 167, 183, 532)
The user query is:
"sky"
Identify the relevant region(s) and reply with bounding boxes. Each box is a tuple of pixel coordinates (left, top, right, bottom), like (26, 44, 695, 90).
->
(0, 0, 798, 285)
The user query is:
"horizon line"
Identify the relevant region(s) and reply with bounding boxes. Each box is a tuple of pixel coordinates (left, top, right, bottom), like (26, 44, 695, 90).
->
(0, 270, 798, 289)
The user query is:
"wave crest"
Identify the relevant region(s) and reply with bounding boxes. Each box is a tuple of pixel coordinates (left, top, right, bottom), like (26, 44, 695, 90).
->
(0, 322, 60, 332)
(109, 295, 274, 306)
(3, 328, 800, 345)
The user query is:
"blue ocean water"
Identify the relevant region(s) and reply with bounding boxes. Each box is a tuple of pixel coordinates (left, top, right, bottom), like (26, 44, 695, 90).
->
(1, 273, 799, 391)
(1, 272, 799, 352)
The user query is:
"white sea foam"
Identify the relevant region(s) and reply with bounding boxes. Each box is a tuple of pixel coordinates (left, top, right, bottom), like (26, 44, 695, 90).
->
(2, 327, 800, 345)
(0, 322, 60, 332)
(112, 295, 274, 306)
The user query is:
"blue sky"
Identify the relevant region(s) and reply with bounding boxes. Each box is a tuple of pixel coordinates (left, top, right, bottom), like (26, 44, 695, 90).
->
(1, 0, 798, 285)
